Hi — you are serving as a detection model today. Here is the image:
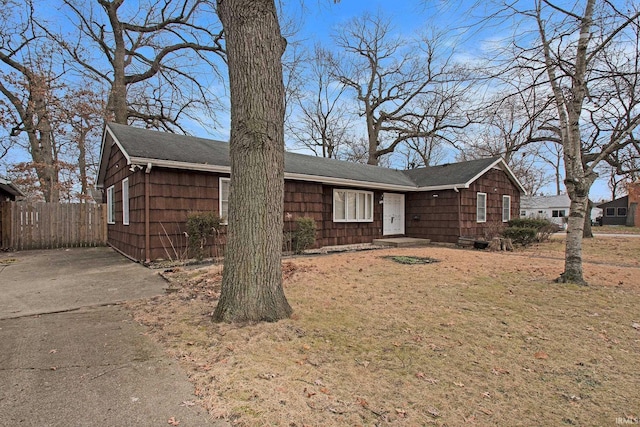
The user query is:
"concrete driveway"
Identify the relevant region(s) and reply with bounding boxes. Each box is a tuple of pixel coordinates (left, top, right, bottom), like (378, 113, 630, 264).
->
(0, 247, 217, 426)
(0, 247, 169, 319)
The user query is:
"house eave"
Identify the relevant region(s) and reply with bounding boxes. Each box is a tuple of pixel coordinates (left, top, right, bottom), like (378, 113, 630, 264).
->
(129, 159, 421, 192)
(129, 157, 231, 175)
(415, 184, 470, 192)
(0, 177, 24, 197)
(97, 125, 134, 189)
(283, 172, 417, 191)
(121, 158, 488, 193)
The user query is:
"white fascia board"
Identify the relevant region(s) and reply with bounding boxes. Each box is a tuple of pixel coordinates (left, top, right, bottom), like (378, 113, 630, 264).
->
(129, 157, 232, 174)
(132, 161, 418, 191)
(106, 126, 133, 165)
(415, 183, 470, 192)
(463, 158, 527, 195)
(463, 158, 503, 191)
(283, 172, 416, 192)
(498, 159, 528, 194)
(97, 125, 133, 189)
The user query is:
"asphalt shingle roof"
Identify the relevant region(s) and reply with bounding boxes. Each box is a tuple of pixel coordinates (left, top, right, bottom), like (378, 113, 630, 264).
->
(520, 194, 571, 209)
(403, 157, 502, 188)
(104, 123, 511, 190)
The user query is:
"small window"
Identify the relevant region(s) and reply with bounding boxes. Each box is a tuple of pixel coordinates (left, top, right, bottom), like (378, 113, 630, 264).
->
(552, 210, 565, 218)
(219, 177, 230, 224)
(617, 207, 627, 217)
(477, 192, 487, 223)
(122, 178, 129, 225)
(520, 210, 526, 217)
(502, 195, 511, 222)
(333, 189, 373, 222)
(107, 185, 115, 224)
(605, 207, 615, 217)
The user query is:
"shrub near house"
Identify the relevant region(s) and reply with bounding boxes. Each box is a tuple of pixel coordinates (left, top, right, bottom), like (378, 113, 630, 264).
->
(503, 218, 556, 246)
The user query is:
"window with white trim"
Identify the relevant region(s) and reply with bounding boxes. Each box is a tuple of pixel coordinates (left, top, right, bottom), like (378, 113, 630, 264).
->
(502, 195, 511, 222)
(122, 178, 129, 225)
(333, 189, 373, 222)
(477, 192, 487, 223)
(552, 210, 565, 218)
(219, 177, 230, 224)
(107, 185, 115, 224)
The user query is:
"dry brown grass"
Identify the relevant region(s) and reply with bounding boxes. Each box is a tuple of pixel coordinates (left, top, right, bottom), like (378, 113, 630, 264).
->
(595, 225, 640, 235)
(527, 233, 640, 269)
(126, 237, 640, 426)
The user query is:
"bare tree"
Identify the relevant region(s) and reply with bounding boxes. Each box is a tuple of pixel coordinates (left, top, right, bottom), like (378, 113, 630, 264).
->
(398, 133, 446, 169)
(288, 45, 354, 158)
(50, 0, 224, 130)
(59, 83, 106, 200)
(538, 141, 564, 196)
(457, 91, 552, 195)
(333, 13, 471, 165)
(0, 2, 64, 201)
(506, 0, 640, 283)
(601, 163, 627, 200)
(212, 0, 292, 322)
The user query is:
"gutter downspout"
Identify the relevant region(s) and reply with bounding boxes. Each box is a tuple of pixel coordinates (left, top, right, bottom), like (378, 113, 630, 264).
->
(453, 186, 461, 239)
(144, 162, 152, 263)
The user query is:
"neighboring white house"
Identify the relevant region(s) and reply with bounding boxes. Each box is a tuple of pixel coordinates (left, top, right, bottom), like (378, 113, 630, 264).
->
(520, 194, 571, 228)
(520, 194, 603, 227)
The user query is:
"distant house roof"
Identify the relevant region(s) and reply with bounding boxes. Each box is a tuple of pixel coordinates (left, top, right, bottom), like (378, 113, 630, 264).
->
(0, 176, 24, 199)
(597, 195, 628, 209)
(521, 194, 571, 210)
(98, 122, 526, 193)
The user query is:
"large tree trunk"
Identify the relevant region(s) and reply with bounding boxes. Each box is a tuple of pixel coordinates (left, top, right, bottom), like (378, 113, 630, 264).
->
(26, 99, 59, 203)
(365, 104, 378, 165)
(212, 0, 292, 322)
(103, 0, 128, 124)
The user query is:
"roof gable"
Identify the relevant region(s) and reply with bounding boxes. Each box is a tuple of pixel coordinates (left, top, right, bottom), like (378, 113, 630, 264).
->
(597, 195, 628, 208)
(98, 123, 526, 193)
(521, 194, 571, 210)
(404, 157, 502, 188)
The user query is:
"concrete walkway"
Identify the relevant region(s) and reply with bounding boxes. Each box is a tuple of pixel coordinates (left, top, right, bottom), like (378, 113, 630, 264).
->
(0, 247, 216, 426)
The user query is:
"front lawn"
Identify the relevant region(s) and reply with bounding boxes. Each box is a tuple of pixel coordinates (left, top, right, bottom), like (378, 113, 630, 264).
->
(127, 238, 640, 426)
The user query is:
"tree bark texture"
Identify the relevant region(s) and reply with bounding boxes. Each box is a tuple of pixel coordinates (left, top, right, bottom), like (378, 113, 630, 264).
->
(27, 82, 59, 203)
(213, 0, 292, 322)
(102, 0, 129, 124)
(538, 0, 596, 284)
(583, 200, 593, 238)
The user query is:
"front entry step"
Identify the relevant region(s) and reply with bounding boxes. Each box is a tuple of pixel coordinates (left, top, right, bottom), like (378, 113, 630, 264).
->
(372, 237, 431, 248)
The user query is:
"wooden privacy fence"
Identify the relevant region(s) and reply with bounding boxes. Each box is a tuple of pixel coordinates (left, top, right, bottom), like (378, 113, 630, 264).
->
(1, 201, 107, 250)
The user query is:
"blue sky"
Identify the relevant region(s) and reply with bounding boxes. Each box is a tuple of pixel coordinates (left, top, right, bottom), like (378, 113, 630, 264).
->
(286, 1, 612, 201)
(0, 0, 616, 201)
(185, 0, 613, 201)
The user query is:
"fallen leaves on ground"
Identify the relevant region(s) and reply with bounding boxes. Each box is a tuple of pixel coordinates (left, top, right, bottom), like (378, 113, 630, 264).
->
(126, 240, 640, 427)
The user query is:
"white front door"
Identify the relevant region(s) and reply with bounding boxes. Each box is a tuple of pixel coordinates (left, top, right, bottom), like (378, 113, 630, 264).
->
(383, 193, 405, 236)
